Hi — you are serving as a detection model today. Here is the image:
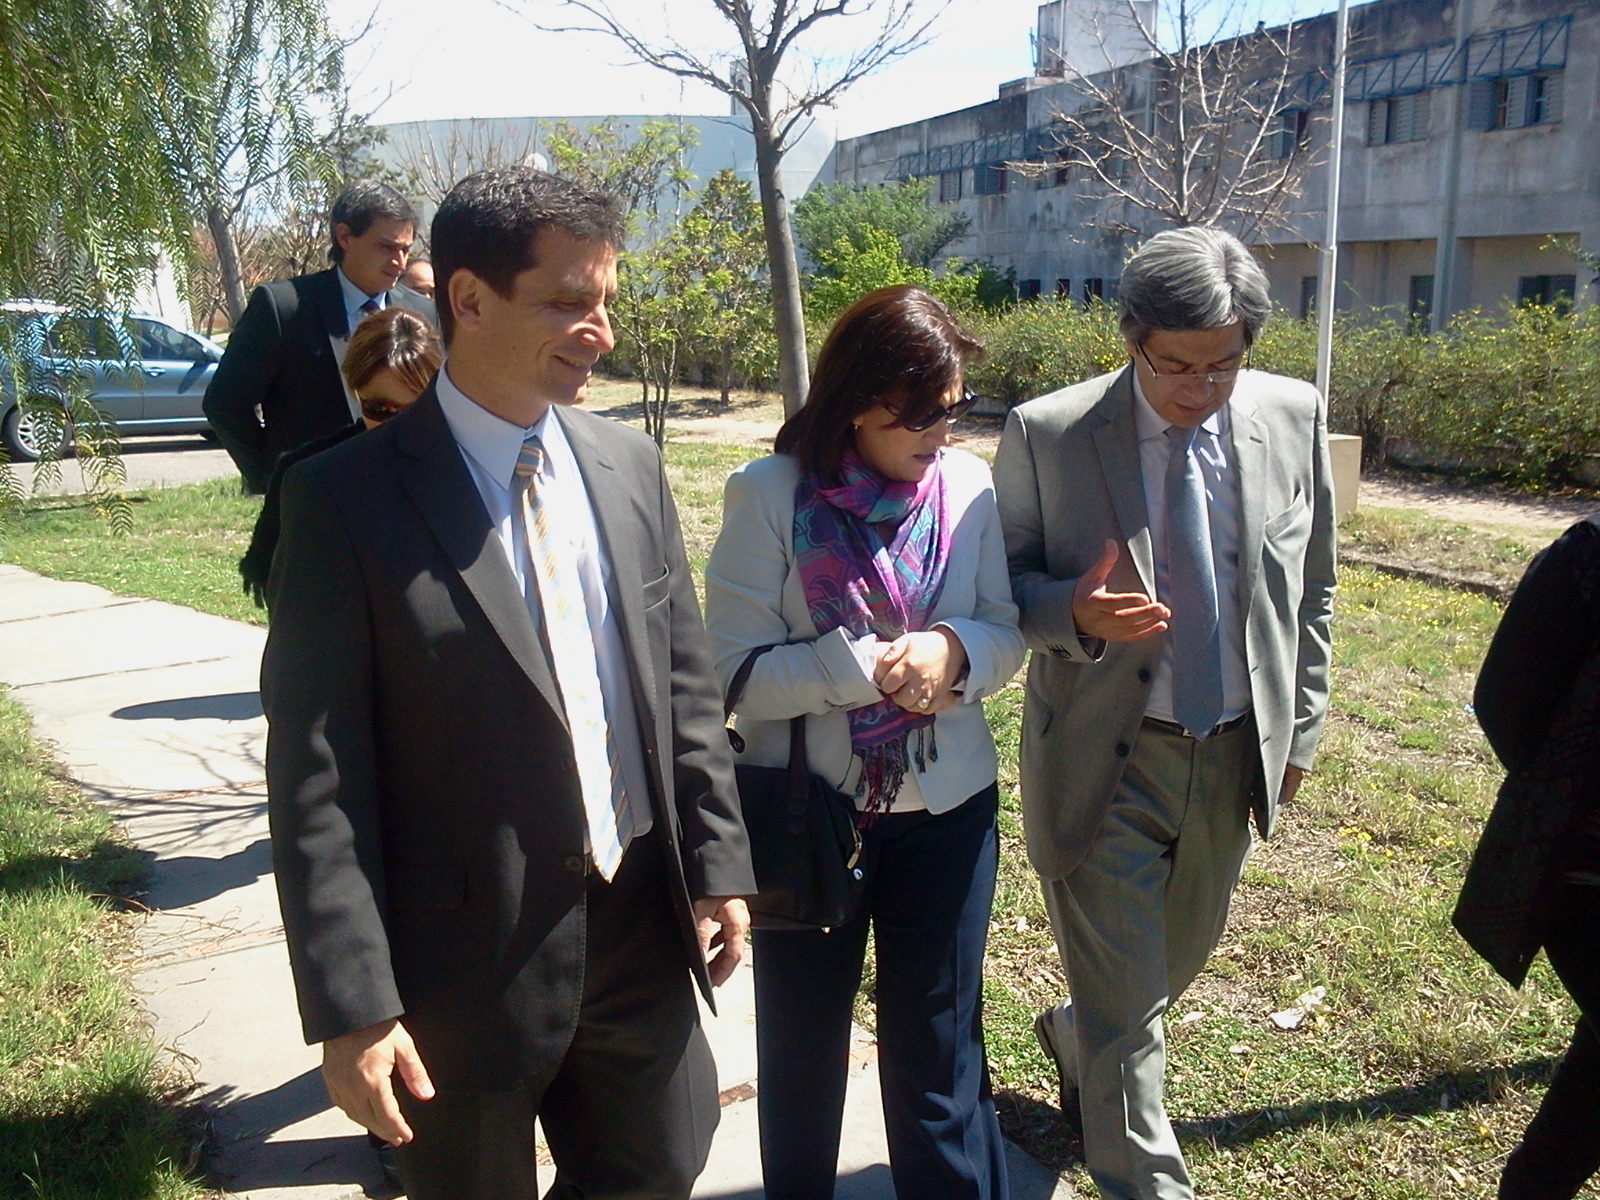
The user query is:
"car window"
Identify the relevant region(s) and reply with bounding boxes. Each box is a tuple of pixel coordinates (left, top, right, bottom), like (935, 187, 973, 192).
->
(46, 316, 131, 361)
(128, 317, 207, 362)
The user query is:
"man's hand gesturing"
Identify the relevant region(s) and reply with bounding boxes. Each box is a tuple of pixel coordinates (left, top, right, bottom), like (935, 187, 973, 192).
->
(1071, 539, 1171, 643)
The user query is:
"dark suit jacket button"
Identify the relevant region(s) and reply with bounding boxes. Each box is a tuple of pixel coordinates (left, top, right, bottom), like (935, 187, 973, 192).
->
(564, 855, 587, 876)
(1115, 741, 1131, 757)
(1137, 668, 1151, 683)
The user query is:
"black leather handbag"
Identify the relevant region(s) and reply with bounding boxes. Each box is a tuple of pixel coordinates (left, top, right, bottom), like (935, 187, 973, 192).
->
(725, 646, 865, 931)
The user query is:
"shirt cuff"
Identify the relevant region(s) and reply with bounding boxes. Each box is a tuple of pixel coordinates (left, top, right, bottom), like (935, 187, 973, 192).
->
(847, 632, 881, 682)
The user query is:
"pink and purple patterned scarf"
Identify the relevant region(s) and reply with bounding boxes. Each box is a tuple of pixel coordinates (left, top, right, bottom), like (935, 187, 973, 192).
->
(794, 447, 952, 818)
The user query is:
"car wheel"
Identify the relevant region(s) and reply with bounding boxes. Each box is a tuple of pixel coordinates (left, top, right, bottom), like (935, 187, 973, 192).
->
(1, 402, 71, 463)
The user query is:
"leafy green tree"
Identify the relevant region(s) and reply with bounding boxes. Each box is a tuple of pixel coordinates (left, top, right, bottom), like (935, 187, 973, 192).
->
(1, 0, 189, 502)
(545, 118, 698, 241)
(545, 118, 700, 438)
(794, 179, 969, 274)
(805, 225, 996, 330)
(141, 0, 344, 323)
(672, 170, 773, 404)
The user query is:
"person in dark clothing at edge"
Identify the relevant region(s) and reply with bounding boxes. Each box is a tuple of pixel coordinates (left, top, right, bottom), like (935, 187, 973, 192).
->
(238, 306, 441, 608)
(1456, 513, 1600, 1200)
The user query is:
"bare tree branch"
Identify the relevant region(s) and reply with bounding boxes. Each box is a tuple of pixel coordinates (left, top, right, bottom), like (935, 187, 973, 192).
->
(509, 0, 954, 413)
(1017, 0, 1322, 239)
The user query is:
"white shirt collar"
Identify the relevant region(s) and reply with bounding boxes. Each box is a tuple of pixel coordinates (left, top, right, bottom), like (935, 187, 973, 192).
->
(336, 267, 384, 330)
(1131, 368, 1228, 442)
(436, 365, 564, 491)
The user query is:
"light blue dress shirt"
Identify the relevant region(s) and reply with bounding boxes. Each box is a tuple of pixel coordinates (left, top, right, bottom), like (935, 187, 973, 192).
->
(435, 366, 653, 844)
(336, 267, 385, 338)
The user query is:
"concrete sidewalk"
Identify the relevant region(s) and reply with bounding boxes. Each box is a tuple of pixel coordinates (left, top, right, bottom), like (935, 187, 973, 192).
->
(0, 563, 1072, 1199)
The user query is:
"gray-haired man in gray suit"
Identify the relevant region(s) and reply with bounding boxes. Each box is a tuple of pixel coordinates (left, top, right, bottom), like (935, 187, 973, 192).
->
(994, 228, 1336, 1200)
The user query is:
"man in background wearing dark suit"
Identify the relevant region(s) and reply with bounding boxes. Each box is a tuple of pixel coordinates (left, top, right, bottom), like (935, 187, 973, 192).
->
(203, 180, 436, 493)
(262, 166, 753, 1200)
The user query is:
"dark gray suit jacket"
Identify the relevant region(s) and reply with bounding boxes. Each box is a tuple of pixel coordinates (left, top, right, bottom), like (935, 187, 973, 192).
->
(261, 387, 754, 1091)
(203, 268, 436, 493)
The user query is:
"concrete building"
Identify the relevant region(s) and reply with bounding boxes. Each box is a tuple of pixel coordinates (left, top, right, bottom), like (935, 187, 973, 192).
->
(832, 0, 1600, 320)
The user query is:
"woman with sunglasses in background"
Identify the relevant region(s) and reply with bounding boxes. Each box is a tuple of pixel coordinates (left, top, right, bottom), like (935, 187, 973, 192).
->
(239, 306, 442, 609)
(705, 284, 1024, 1200)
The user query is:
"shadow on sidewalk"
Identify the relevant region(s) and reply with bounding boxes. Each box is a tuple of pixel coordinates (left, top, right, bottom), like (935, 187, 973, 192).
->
(209, 1133, 397, 1199)
(137, 836, 271, 909)
(112, 692, 263, 721)
(203, 1070, 400, 1199)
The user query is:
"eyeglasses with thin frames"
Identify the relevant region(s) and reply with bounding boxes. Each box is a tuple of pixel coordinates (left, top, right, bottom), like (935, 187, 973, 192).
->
(1134, 342, 1250, 389)
(900, 388, 981, 433)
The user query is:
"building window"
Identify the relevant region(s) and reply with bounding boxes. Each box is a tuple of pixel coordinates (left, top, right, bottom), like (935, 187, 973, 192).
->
(1518, 274, 1576, 312)
(1082, 278, 1104, 304)
(1526, 72, 1564, 125)
(1470, 71, 1564, 131)
(1300, 275, 1318, 320)
(1018, 279, 1042, 301)
(1275, 108, 1311, 159)
(974, 163, 1008, 195)
(1409, 275, 1434, 326)
(1368, 92, 1430, 144)
(1056, 278, 1072, 298)
(939, 170, 963, 203)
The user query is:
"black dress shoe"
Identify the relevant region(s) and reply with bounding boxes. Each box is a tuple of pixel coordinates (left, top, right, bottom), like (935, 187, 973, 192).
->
(1033, 1009, 1084, 1136)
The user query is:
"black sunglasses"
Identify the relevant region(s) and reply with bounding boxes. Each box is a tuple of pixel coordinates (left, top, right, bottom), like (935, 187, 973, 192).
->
(900, 389, 980, 433)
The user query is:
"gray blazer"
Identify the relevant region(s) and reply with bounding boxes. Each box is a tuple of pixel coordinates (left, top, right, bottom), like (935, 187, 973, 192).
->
(994, 366, 1336, 881)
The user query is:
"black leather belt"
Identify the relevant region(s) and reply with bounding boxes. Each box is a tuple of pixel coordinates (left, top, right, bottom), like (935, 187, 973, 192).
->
(1141, 712, 1252, 739)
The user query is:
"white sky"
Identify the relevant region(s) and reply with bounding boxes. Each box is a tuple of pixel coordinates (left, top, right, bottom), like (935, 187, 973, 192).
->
(332, 0, 1328, 139)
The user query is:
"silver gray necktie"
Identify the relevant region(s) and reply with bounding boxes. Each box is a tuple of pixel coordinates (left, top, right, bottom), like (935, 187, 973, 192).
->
(1164, 424, 1224, 738)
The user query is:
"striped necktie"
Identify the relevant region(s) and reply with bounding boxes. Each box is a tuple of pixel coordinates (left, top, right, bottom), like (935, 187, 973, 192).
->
(1164, 423, 1224, 738)
(514, 434, 629, 880)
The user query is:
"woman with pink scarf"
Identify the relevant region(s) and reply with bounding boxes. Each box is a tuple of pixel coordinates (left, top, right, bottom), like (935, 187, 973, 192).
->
(705, 285, 1024, 1200)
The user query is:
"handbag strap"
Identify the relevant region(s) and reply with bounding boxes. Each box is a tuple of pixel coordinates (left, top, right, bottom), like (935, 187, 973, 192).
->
(724, 644, 811, 795)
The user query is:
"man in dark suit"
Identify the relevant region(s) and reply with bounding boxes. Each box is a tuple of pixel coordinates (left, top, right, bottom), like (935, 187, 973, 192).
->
(204, 180, 437, 493)
(261, 166, 754, 1199)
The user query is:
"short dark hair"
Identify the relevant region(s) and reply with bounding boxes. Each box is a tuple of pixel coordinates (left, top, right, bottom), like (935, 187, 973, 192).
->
(328, 181, 417, 264)
(775, 285, 983, 479)
(430, 167, 627, 344)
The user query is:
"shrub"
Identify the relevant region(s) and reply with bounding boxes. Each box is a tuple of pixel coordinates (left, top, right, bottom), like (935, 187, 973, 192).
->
(963, 297, 1600, 486)
(964, 297, 1126, 403)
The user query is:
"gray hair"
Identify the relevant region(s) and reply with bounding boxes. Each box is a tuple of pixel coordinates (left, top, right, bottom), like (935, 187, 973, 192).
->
(1118, 227, 1271, 346)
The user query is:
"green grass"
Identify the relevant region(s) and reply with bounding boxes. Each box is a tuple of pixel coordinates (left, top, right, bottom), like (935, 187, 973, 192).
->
(1, 444, 1593, 1196)
(0, 478, 264, 625)
(1339, 505, 1557, 593)
(984, 567, 1591, 1198)
(0, 688, 205, 1199)
(0, 439, 767, 621)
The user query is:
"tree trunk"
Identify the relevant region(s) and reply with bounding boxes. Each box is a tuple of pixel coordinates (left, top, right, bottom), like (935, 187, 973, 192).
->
(751, 124, 809, 417)
(208, 204, 248, 326)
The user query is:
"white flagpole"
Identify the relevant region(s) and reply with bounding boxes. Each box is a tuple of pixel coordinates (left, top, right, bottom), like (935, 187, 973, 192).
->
(1315, 0, 1351, 399)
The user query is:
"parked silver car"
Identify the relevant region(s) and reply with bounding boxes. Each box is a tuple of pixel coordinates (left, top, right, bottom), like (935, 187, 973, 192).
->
(0, 301, 223, 462)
